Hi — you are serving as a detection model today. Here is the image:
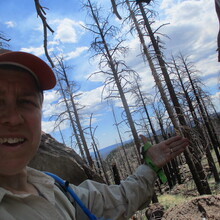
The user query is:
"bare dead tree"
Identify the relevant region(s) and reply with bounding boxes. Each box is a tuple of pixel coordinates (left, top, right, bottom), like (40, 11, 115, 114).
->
(110, 102, 132, 174)
(34, 0, 54, 67)
(123, 0, 180, 131)
(53, 67, 86, 162)
(84, 0, 142, 161)
(110, 0, 212, 194)
(112, 163, 121, 184)
(0, 32, 11, 48)
(89, 114, 110, 184)
(58, 126, 66, 146)
(178, 54, 220, 153)
(110, 0, 122, 20)
(215, 0, 220, 61)
(53, 56, 93, 167)
(134, 1, 211, 195)
(132, 79, 159, 144)
(119, 0, 189, 189)
(168, 54, 220, 183)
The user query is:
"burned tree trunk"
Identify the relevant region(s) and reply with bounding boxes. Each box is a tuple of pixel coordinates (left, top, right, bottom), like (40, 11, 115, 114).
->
(137, 2, 211, 194)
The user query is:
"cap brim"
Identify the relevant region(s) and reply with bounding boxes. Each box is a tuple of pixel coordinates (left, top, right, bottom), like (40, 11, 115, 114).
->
(0, 51, 56, 90)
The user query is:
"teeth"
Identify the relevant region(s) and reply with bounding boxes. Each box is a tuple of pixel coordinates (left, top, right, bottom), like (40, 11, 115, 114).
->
(0, 138, 24, 144)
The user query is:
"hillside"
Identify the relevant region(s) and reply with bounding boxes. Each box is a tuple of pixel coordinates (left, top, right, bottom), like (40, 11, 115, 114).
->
(91, 139, 133, 159)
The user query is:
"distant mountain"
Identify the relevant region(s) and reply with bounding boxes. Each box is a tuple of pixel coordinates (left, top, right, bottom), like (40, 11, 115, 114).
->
(90, 125, 180, 160)
(90, 126, 175, 160)
(91, 139, 133, 159)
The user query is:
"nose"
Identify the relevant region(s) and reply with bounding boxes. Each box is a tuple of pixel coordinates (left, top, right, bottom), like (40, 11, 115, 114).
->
(0, 104, 24, 127)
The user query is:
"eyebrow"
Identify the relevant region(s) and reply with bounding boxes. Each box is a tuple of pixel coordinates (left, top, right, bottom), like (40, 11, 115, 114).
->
(0, 90, 40, 99)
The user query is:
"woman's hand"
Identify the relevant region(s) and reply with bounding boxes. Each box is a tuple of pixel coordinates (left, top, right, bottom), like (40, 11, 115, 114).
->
(139, 135, 189, 168)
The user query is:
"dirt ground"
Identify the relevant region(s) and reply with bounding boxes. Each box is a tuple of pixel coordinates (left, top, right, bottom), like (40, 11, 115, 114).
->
(145, 195, 220, 220)
(162, 195, 220, 220)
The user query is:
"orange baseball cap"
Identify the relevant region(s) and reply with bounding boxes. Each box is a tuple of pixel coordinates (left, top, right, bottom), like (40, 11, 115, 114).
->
(0, 49, 56, 90)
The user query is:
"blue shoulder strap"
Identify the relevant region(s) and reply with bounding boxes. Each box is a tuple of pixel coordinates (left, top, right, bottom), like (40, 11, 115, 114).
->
(44, 172, 98, 220)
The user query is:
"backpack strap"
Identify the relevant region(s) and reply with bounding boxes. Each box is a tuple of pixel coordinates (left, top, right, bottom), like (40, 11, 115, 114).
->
(54, 180, 76, 206)
(44, 172, 98, 220)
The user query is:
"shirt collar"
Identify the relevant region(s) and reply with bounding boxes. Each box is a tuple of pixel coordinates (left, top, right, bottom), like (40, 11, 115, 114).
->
(0, 167, 56, 204)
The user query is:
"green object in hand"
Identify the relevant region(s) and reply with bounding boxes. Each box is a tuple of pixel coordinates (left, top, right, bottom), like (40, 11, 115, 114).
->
(141, 142, 167, 184)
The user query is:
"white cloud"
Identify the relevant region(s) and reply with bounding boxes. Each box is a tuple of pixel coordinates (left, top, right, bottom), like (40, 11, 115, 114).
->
(43, 90, 61, 106)
(195, 53, 219, 78)
(161, 0, 213, 25)
(43, 86, 109, 129)
(78, 86, 105, 109)
(202, 75, 220, 89)
(42, 120, 57, 133)
(153, 0, 219, 91)
(160, 0, 175, 10)
(5, 21, 15, 28)
(20, 45, 45, 57)
(43, 100, 65, 119)
(85, 55, 108, 82)
(48, 41, 59, 46)
(53, 18, 86, 44)
(42, 119, 70, 133)
(86, 70, 107, 82)
(160, 0, 218, 57)
(65, 46, 89, 60)
(42, 90, 67, 120)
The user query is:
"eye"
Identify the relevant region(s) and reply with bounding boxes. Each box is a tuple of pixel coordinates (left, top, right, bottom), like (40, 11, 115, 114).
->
(19, 98, 38, 107)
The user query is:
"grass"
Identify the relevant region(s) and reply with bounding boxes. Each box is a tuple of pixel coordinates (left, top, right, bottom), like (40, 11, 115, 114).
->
(158, 194, 193, 210)
(157, 149, 220, 211)
(157, 178, 220, 211)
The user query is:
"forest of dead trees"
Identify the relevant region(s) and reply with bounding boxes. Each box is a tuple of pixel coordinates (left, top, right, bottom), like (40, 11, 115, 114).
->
(1, 0, 220, 197)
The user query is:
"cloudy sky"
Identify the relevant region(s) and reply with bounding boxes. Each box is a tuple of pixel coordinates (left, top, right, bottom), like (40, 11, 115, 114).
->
(0, 0, 219, 152)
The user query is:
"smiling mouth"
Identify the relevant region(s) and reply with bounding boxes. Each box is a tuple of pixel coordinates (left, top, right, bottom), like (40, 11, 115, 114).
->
(0, 138, 25, 146)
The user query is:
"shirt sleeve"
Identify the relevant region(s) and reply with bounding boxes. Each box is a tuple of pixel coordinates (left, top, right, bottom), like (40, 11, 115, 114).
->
(71, 164, 157, 220)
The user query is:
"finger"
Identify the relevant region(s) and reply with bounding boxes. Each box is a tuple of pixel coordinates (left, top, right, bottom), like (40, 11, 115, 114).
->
(175, 141, 188, 151)
(168, 137, 188, 148)
(171, 147, 186, 159)
(165, 136, 183, 145)
(169, 139, 189, 152)
(170, 141, 188, 155)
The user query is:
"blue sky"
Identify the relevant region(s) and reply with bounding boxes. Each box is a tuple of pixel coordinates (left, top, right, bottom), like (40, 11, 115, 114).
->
(0, 0, 219, 152)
